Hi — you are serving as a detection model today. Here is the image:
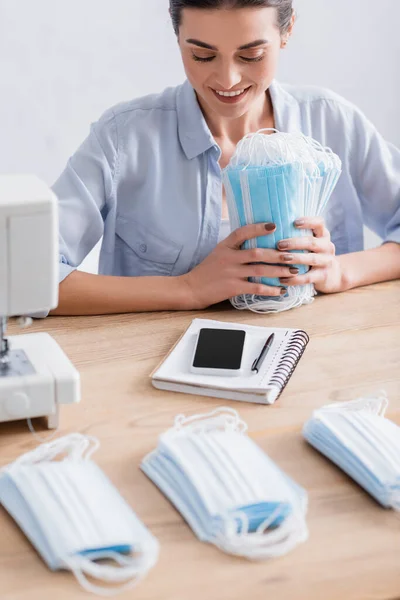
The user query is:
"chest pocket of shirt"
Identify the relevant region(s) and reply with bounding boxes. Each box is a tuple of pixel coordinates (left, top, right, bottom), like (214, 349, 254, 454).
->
(114, 217, 183, 276)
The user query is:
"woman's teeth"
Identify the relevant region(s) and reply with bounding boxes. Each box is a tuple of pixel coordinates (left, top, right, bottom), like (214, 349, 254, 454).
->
(214, 88, 247, 97)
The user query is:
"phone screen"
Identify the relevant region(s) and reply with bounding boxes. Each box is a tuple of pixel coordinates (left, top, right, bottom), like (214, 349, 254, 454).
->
(192, 328, 246, 370)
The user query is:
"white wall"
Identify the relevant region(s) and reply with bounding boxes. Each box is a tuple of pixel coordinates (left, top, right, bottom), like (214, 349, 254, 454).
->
(1, 0, 399, 270)
(280, 0, 400, 249)
(281, 0, 400, 146)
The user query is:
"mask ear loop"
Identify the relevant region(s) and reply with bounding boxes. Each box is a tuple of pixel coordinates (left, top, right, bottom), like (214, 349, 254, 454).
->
(215, 503, 307, 559)
(232, 129, 280, 171)
(1, 434, 100, 472)
(304, 136, 342, 216)
(64, 547, 158, 597)
(173, 407, 247, 434)
(231, 132, 255, 170)
(316, 392, 388, 417)
(245, 134, 256, 170)
(256, 127, 279, 135)
(257, 128, 280, 166)
(26, 417, 60, 445)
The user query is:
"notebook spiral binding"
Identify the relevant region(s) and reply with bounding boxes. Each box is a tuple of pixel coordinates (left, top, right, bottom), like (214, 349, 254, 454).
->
(269, 330, 310, 400)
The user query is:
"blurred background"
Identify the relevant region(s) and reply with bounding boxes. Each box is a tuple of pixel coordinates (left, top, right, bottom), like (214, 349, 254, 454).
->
(1, 0, 399, 270)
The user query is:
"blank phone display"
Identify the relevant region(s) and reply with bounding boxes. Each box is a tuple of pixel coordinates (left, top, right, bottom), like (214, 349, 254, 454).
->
(192, 328, 246, 370)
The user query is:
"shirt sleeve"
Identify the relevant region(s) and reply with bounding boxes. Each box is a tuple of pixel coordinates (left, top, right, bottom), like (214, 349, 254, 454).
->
(53, 108, 118, 283)
(350, 106, 400, 245)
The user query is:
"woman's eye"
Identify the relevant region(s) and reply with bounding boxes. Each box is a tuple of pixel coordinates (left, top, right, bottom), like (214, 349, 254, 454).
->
(240, 54, 265, 63)
(191, 52, 265, 63)
(192, 54, 216, 63)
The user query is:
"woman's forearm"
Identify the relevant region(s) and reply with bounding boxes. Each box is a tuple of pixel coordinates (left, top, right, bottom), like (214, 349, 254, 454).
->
(50, 270, 193, 315)
(50, 241, 400, 315)
(338, 242, 400, 290)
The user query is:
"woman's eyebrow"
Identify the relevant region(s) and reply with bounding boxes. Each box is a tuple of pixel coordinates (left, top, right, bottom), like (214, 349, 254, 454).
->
(186, 39, 218, 50)
(185, 38, 269, 51)
(238, 39, 269, 50)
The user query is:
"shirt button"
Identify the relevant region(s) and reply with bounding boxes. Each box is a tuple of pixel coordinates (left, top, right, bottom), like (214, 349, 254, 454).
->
(139, 243, 147, 253)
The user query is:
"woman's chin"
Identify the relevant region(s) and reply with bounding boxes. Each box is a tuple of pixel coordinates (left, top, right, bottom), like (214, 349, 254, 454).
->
(208, 92, 255, 117)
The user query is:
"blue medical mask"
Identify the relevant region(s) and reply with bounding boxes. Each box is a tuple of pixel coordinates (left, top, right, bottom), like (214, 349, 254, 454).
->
(222, 130, 342, 313)
(142, 408, 308, 559)
(303, 393, 400, 509)
(224, 163, 309, 287)
(0, 434, 159, 596)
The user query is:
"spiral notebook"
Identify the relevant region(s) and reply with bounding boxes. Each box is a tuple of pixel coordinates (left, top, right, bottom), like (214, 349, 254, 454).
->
(151, 318, 309, 405)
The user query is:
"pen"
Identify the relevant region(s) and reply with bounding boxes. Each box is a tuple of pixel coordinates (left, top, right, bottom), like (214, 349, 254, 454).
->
(251, 333, 275, 374)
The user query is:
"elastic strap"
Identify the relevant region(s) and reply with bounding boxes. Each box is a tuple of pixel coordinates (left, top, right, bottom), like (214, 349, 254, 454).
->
(63, 548, 157, 597)
(27, 417, 59, 444)
(173, 407, 247, 434)
(1, 433, 100, 473)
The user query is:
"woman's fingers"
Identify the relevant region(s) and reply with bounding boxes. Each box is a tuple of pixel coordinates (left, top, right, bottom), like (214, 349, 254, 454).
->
(279, 251, 334, 268)
(238, 246, 282, 264)
(223, 221, 336, 294)
(225, 222, 276, 249)
(280, 268, 324, 286)
(244, 282, 285, 297)
(294, 217, 330, 239)
(277, 236, 334, 253)
(242, 264, 299, 279)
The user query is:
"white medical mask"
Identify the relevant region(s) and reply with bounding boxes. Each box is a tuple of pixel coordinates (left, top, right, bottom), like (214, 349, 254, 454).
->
(303, 392, 400, 509)
(0, 434, 159, 596)
(142, 408, 308, 559)
(222, 130, 342, 313)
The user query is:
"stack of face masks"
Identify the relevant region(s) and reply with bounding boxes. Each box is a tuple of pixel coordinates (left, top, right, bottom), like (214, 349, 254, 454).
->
(222, 130, 342, 313)
(303, 393, 400, 509)
(0, 434, 159, 596)
(141, 407, 308, 558)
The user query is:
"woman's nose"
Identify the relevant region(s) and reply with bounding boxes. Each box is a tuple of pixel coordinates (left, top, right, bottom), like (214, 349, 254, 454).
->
(214, 62, 242, 91)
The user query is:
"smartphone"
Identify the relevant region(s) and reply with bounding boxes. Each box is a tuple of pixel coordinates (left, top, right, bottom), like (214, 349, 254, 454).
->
(190, 328, 246, 377)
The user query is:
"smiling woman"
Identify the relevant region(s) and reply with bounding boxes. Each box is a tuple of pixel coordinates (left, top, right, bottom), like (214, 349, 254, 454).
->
(48, 0, 400, 317)
(174, 1, 292, 145)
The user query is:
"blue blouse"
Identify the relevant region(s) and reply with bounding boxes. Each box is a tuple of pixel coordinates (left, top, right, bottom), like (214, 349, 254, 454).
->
(53, 79, 400, 283)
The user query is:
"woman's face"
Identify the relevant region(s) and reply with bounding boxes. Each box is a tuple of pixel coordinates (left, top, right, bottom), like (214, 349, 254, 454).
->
(178, 7, 290, 119)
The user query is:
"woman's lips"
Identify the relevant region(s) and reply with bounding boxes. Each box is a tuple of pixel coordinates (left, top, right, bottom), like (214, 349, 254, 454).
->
(211, 86, 251, 104)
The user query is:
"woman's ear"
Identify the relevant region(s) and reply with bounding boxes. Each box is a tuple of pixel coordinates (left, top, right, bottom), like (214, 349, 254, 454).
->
(281, 10, 296, 49)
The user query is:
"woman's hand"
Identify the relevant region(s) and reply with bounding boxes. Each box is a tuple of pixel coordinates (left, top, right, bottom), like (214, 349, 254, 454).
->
(180, 222, 299, 309)
(277, 217, 345, 293)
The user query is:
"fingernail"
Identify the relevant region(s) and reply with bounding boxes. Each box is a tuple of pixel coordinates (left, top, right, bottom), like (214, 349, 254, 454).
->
(295, 219, 305, 226)
(281, 254, 294, 262)
(264, 222, 276, 231)
(278, 241, 289, 249)
(289, 267, 299, 274)
(280, 287, 287, 295)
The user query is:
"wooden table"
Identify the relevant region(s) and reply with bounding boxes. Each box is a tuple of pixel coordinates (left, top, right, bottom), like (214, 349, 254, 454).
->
(1, 281, 399, 600)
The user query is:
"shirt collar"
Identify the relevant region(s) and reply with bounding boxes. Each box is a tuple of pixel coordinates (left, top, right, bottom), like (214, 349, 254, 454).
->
(177, 80, 217, 160)
(269, 79, 299, 132)
(176, 79, 295, 160)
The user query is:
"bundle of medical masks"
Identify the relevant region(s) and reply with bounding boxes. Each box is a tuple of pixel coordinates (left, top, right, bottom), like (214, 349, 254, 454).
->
(303, 393, 400, 509)
(0, 434, 159, 596)
(141, 407, 308, 558)
(222, 130, 342, 313)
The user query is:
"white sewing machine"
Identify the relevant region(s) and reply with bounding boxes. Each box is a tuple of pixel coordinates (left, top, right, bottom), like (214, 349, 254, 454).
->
(0, 175, 80, 428)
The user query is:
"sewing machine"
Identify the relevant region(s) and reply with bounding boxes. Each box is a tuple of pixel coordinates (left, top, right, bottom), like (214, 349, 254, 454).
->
(0, 175, 80, 428)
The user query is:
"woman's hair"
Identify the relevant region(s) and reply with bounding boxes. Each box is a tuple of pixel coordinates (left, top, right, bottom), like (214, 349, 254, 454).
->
(170, 0, 293, 35)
